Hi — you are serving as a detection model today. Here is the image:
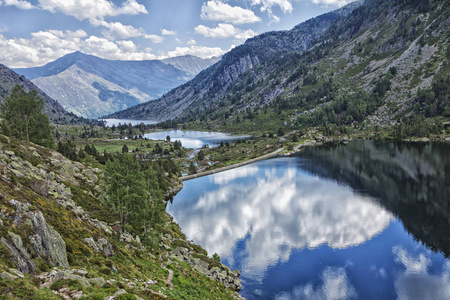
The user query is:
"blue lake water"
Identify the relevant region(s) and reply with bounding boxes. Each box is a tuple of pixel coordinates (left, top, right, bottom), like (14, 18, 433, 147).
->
(143, 130, 249, 149)
(167, 140, 450, 300)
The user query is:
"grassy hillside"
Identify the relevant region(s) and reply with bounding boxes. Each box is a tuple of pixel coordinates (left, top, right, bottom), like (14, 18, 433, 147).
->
(0, 134, 240, 300)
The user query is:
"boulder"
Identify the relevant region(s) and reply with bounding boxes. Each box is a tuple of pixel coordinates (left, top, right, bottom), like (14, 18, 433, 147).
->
(8, 268, 24, 278)
(30, 211, 69, 268)
(1, 232, 36, 273)
(84, 237, 115, 257)
(90, 277, 106, 287)
(0, 272, 18, 280)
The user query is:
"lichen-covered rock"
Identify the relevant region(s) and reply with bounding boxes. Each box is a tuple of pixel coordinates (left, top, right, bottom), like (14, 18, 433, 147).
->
(84, 237, 115, 257)
(0, 272, 18, 280)
(30, 211, 69, 268)
(1, 232, 36, 273)
(89, 277, 106, 287)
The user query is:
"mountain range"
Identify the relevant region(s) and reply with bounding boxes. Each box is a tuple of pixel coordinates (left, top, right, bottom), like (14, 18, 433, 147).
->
(108, 0, 449, 133)
(14, 53, 219, 119)
(0, 63, 82, 124)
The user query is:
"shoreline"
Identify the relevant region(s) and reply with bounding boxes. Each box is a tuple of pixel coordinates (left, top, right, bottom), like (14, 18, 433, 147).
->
(180, 147, 285, 181)
(180, 139, 322, 181)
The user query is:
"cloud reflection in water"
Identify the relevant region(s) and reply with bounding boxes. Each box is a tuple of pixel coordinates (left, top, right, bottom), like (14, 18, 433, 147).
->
(169, 160, 393, 279)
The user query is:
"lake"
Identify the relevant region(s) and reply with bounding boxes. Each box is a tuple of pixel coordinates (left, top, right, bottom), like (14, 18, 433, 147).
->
(167, 140, 450, 300)
(143, 130, 249, 149)
(99, 118, 157, 127)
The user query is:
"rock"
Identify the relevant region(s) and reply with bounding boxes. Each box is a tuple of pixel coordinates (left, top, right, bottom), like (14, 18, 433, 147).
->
(82, 169, 98, 183)
(54, 271, 91, 287)
(90, 277, 106, 287)
(113, 289, 128, 297)
(89, 219, 112, 234)
(8, 268, 24, 278)
(111, 265, 118, 273)
(0, 272, 18, 280)
(84, 237, 115, 257)
(71, 290, 84, 299)
(1, 232, 36, 273)
(30, 211, 69, 268)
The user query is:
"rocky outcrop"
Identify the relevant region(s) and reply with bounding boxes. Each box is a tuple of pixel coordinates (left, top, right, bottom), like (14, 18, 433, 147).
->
(84, 237, 115, 257)
(171, 247, 241, 292)
(30, 211, 69, 268)
(1, 232, 36, 274)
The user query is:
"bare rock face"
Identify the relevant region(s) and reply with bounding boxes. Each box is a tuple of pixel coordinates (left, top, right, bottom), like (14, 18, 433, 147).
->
(30, 211, 69, 268)
(1, 232, 36, 274)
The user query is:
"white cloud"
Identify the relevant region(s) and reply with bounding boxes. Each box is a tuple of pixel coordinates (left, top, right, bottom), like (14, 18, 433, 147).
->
(187, 39, 197, 45)
(0, 0, 37, 10)
(195, 24, 257, 42)
(275, 267, 357, 300)
(234, 28, 257, 41)
(38, 0, 147, 22)
(99, 21, 144, 40)
(144, 34, 164, 43)
(250, 0, 293, 22)
(393, 246, 450, 300)
(311, 0, 354, 7)
(161, 29, 176, 36)
(117, 40, 137, 52)
(0, 30, 159, 68)
(0, 26, 8, 33)
(195, 23, 240, 38)
(166, 45, 226, 59)
(201, 0, 261, 25)
(251, 0, 293, 13)
(167, 163, 393, 278)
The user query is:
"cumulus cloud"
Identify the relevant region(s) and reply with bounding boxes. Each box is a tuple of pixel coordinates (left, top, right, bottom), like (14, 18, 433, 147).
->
(195, 23, 257, 42)
(275, 267, 357, 300)
(0, 0, 37, 10)
(99, 21, 144, 40)
(144, 34, 164, 43)
(311, 0, 354, 7)
(38, 0, 147, 22)
(234, 29, 257, 41)
(187, 39, 197, 45)
(0, 30, 161, 68)
(250, 0, 293, 22)
(161, 29, 176, 36)
(195, 23, 240, 38)
(167, 162, 393, 278)
(393, 246, 450, 300)
(166, 45, 226, 59)
(201, 0, 261, 25)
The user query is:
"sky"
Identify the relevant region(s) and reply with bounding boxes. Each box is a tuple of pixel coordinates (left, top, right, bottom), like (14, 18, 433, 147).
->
(0, 0, 355, 68)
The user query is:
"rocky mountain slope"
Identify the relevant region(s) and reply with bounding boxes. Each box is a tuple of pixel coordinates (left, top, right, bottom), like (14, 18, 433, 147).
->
(109, 0, 449, 134)
(0, 64, 81, 125)
(14, 52, 218, 119)
(162, 55, 221, 77)
(0, 134, 241, 299)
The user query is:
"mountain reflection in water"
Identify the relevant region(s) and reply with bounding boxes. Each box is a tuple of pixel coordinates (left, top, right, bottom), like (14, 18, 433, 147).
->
(167, 140, 450, 299)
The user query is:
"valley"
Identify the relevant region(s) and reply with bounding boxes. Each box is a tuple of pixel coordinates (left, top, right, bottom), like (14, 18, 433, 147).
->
(0, 0, 449, 299)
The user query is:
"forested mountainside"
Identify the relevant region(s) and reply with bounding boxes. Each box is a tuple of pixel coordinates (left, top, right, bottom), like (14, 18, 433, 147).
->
(14, 52, 218, 119)
(0, 64, 82, 125)
(110, 0, 449, 134)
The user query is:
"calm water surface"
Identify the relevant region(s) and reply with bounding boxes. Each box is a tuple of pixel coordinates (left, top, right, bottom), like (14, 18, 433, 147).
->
(167, 140, 450, 300)
(143, 130, 249, 149)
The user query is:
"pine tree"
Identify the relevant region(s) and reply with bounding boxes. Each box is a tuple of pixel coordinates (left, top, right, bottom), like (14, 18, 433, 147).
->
(0, 85, 53, 147)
